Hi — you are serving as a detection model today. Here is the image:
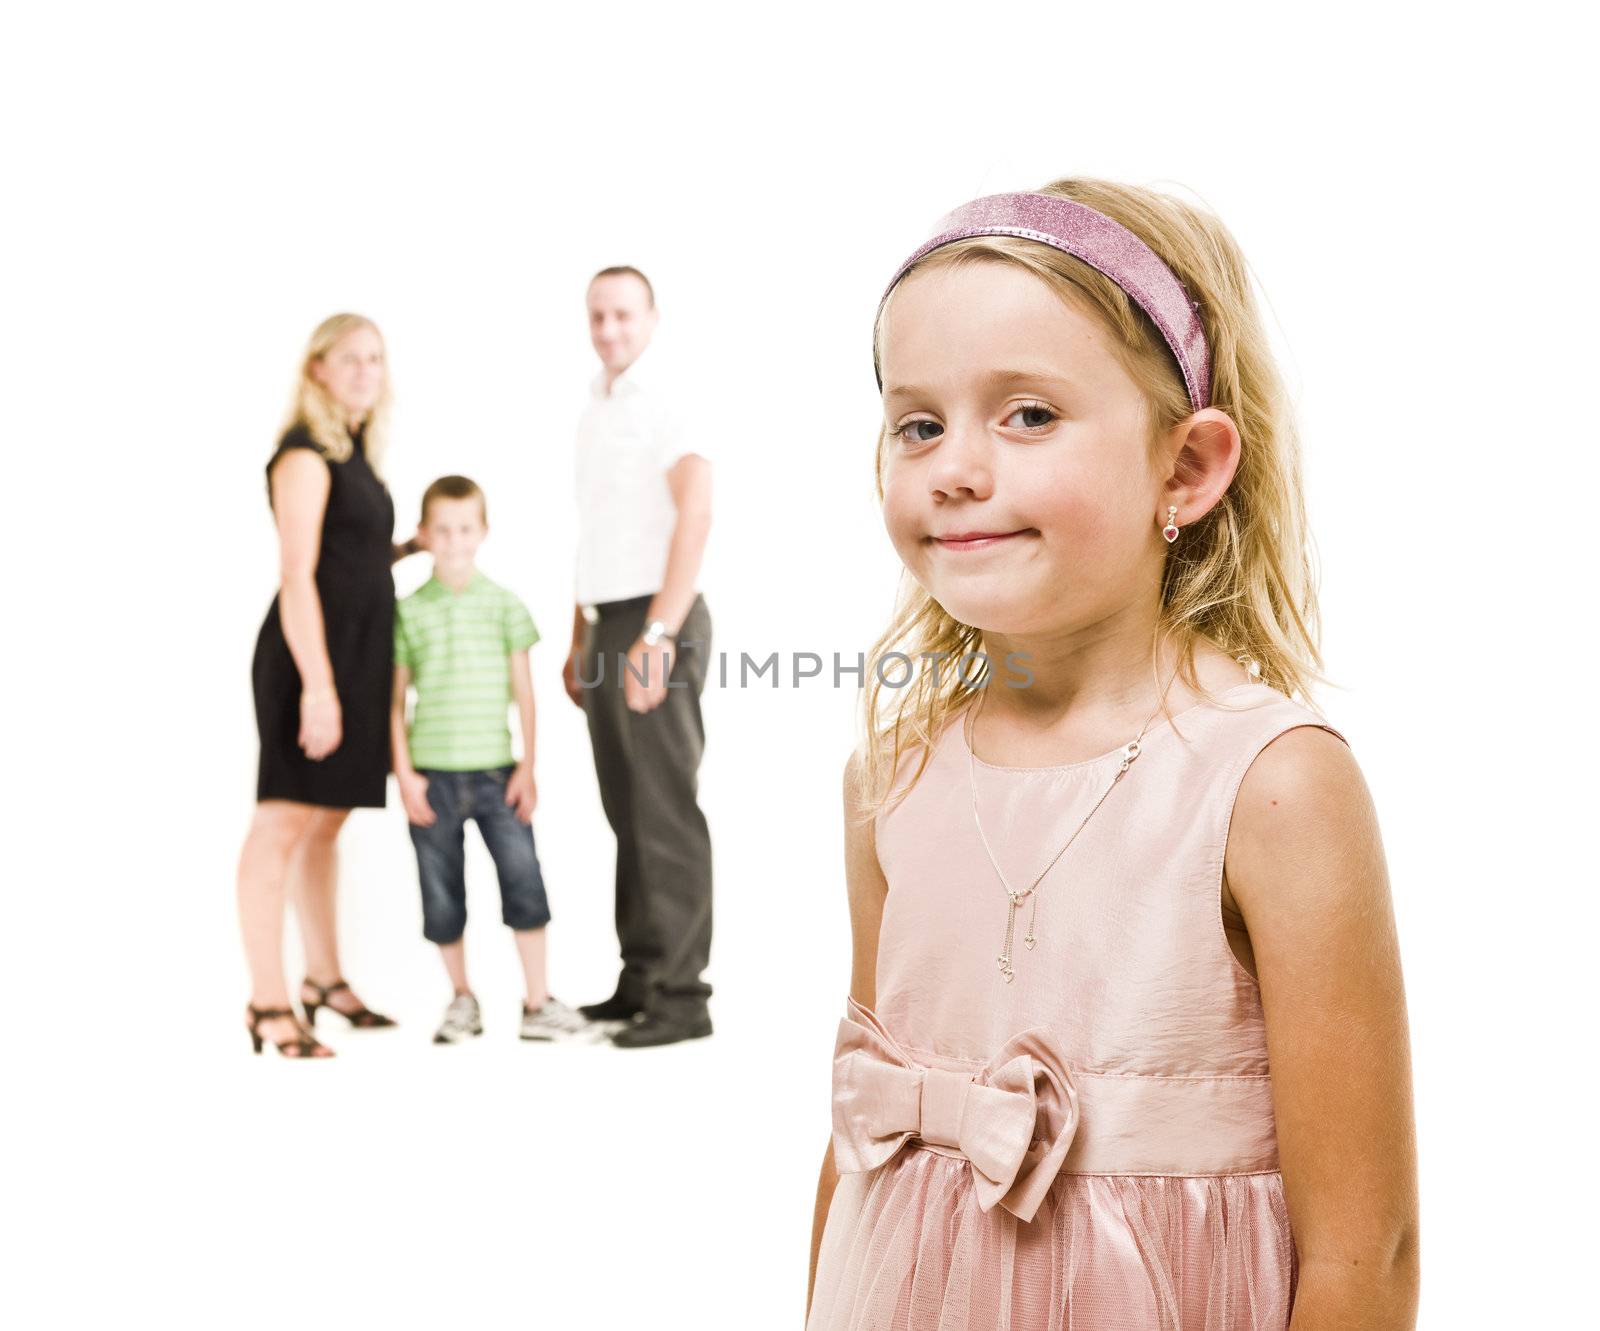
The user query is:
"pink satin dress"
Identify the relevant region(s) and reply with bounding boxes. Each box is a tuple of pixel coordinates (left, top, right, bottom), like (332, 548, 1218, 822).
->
(808, 681, 1348, 1330)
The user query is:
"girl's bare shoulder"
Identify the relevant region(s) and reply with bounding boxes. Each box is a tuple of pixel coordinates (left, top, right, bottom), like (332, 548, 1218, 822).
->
(1227, 723, 1380, 923)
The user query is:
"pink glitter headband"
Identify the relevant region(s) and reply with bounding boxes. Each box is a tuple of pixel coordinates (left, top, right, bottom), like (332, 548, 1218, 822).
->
(878, 191, 1212, 412)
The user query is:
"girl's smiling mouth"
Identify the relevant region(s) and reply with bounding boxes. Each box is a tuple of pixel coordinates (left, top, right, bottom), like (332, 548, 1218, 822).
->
(930, 528, 1035, 551)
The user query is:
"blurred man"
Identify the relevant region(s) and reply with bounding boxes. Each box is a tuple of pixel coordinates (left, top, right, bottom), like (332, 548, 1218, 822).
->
(564, 266, 715, 1048)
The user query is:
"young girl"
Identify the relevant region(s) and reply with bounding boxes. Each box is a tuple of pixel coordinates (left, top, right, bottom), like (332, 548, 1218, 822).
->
(805, 182, 1419, 1329)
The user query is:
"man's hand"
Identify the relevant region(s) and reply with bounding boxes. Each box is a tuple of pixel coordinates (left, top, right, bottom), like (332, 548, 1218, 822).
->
(399, 770, 435, 827)
(505, 764, 538, 822)
(623, 637, 673, 713)
(563, 644, 585, 708)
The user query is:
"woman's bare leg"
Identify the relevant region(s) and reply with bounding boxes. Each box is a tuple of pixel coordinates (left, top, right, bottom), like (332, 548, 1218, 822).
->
(237, 800, 322, 1049)
(290, 807, 384, 1016)
(290, 807, 350, 982)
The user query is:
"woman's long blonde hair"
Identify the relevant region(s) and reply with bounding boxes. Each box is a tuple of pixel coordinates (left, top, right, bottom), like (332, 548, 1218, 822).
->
(281, 313, 392, 472)
(857, 177, 1329, 819)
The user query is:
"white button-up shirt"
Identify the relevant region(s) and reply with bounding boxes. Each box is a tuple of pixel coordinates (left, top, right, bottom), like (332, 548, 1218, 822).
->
(573, 358, 706, 606)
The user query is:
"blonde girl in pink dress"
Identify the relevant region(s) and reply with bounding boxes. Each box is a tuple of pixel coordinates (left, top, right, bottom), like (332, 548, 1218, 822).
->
(805, 182, 1419, 1330)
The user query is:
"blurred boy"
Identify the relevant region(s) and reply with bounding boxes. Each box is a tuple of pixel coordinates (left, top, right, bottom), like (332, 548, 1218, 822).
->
(392, 475, 591, 1043)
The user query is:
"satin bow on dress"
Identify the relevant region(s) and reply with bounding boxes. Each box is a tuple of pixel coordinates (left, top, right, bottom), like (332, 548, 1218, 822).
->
(829, 995, 1080, 1224)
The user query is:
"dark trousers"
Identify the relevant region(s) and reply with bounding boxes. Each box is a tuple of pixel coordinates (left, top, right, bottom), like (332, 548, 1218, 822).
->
(581, 592, 713, 1022)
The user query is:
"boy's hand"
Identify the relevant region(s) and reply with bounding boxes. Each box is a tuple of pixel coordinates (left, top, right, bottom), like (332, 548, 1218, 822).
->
(506, 764, 537, 823)
(399, 770, 435, 827)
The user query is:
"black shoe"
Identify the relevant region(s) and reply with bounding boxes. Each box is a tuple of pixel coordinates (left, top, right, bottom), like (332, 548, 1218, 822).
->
(578, 994, 646, 1023)
(610, 1012, 713, 1048)
(301, 978, 397, 1029)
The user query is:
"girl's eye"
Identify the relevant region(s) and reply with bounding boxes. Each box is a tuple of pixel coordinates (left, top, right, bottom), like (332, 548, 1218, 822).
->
(895, 419, 944, 445)
(1004, 403, 1056, 430)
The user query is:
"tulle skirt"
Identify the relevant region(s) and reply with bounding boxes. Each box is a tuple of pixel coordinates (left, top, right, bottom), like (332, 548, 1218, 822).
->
(808, 1145, 1296, 1331)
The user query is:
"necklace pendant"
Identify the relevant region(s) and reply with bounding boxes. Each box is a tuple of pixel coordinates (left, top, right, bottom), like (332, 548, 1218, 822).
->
(972, 695, 1153, 988)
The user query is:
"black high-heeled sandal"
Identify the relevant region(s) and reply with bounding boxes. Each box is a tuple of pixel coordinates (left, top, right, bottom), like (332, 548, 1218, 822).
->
(301, 979, 397, 1029)
(246, 1004, 333, 1058)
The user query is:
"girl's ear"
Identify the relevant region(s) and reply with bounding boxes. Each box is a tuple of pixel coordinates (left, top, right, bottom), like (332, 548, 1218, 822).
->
(1163, 408, 1241, 520)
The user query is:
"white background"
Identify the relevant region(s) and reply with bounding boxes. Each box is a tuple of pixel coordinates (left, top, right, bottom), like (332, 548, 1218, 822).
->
(5, 2, 1593, 1327)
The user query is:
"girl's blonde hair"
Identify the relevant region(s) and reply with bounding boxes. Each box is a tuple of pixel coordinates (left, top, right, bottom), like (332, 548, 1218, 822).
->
(281, 313, 392, 472)
(857, 177, 1328, 819)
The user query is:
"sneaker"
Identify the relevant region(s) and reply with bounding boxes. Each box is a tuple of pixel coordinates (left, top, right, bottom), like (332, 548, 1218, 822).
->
(520, 995, 595, 1042)
(433, 992, 483, 1044)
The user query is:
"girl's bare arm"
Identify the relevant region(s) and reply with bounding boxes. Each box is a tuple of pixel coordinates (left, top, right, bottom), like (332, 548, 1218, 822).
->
(1228, 727, 1420, 1330)
(807, 748, 888, 1322)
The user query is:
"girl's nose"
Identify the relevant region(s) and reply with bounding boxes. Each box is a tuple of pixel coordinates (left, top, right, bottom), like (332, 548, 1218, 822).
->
(926, 426, 994, 502)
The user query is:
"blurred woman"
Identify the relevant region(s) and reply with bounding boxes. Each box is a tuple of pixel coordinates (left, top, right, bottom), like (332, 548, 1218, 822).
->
(239, 313, 414, 1057)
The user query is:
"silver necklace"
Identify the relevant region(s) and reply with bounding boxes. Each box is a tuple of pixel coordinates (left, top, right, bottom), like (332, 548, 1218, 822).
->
(965, 687, 1164, 983)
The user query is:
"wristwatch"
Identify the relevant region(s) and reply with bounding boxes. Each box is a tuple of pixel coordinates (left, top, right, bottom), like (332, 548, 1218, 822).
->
(641, 617, 677, 647)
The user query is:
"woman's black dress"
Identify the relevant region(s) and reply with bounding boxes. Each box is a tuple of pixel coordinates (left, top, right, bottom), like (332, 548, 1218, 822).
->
(252, 421, 395, 808)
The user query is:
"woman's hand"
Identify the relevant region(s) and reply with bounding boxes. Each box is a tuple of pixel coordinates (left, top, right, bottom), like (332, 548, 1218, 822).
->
(298, 691, 343, 760)
(398, 770, 435, 826)
(390, 527, 430, 565)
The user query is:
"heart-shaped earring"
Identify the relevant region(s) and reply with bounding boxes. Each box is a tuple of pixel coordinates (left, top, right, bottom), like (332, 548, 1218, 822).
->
(1161, 505, 1180, 543)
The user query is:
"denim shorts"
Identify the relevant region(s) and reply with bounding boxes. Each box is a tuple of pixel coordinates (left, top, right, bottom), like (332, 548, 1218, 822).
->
(407, 765, 552, 944)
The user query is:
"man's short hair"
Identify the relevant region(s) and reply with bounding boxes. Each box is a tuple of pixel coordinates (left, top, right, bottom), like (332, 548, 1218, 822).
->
(590, 265, 655, 308)
(420, 474, 487, 525)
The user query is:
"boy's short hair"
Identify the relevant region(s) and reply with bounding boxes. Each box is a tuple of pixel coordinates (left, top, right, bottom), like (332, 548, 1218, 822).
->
(590, 264, 655, 307)
(420, 475, 487, 525)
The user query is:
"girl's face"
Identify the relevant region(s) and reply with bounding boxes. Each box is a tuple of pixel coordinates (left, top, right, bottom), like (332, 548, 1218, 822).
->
(311, 323, 386, 422)
(877, 261, 1162, 637)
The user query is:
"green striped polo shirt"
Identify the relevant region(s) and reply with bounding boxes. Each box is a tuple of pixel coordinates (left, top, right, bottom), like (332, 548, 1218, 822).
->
(394, 571, 541, 771)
